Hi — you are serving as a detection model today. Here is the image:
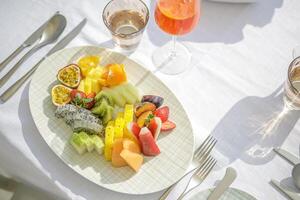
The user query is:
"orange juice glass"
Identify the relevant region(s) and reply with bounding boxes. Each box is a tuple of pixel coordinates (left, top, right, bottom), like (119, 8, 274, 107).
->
(152, 0, 200, 75)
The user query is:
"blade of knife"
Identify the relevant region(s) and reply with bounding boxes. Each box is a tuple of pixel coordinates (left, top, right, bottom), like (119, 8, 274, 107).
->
(274, 148, 300, 165)
(45, 18, 87, 57)
(23, 11, 60, 46)
(271, 179, 300, 200)
(0, 18, 87, 103)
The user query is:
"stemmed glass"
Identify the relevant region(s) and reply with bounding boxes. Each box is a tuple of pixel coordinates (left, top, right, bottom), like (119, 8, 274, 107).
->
(153, 0, 200, 75)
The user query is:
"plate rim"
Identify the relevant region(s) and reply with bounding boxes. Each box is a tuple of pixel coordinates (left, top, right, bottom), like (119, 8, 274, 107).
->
(28, 45, 195, 194)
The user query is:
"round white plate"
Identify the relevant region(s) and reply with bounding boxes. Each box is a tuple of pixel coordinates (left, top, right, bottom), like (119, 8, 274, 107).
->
(29, 46, 194, 194)
(189, 188, 257, 200)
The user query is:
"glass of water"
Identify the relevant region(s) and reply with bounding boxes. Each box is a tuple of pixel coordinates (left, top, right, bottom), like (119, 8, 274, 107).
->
(102, 0, 149, 51)
(284, 46, 300, 109)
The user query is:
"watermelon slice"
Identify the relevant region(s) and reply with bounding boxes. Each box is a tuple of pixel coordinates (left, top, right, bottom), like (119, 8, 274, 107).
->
(147, 117, 162, 140)
(139, 127, 160, 156)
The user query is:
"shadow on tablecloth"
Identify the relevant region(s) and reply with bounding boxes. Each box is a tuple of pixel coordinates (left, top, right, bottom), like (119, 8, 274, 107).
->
(147, 0, 283, 45)
(211, 84, 300, 167)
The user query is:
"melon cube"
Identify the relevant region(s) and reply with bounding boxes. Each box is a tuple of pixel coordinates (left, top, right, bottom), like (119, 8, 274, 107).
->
(112, 139, 127, 167)
(123, 139, 140, 154)
(120, 149, 143, 172)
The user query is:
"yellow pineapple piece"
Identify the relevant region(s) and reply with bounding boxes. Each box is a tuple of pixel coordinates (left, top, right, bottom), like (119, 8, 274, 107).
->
(91, 79, 101, 94)
(114, 116, 125, 139)
(87, 66, 103, 80)
(104, 121, 115, 161)
(124, 104, 134, 123)
(78, 79, 85, 92)
(84, 78, 93, 94)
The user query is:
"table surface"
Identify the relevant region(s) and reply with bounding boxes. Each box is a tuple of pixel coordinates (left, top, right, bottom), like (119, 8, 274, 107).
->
(0, 0, 299, 199)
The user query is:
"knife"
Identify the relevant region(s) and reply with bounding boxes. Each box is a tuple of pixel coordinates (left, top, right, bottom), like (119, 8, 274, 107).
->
(207, 167, 237, 200)
(0, 18, 87, 103)
(271, 179, 300, 200)
(274, 148, 300, 166)
(0, 11, 59, 72)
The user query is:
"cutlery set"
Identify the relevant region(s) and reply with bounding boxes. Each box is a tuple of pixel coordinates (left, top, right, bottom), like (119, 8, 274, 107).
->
(0, 12, 86, 102)
(159, 135, 237, 200)
(273, 148, 300, 200)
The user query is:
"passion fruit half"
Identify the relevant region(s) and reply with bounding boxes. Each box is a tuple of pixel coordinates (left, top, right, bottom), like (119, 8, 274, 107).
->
(51, 84, 72, 106)
(57, 64, 81, 88)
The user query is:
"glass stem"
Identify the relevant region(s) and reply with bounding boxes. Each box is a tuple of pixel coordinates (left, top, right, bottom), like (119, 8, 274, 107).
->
(171, 36, 177, 57)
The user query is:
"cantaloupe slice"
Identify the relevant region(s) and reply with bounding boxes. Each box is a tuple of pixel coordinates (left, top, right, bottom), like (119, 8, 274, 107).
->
(120, 149, 143, 172)
(111, 139, 127, 167)
(123, 139, 141, 154)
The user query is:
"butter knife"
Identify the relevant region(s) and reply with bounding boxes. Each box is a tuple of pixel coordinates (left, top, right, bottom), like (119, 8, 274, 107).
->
(274, 148, 299, 165)
(271, 179, 300, 200)
(0, 11, 59, 72)
(0, 18, 87, 103)
(207, 167, 237, 200)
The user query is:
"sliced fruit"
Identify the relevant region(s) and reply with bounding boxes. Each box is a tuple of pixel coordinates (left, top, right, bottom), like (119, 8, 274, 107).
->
(91, 79, 101, 94)
(104, 121, 115, 161)
(92, 99, 109, 116)
(124, 104, 134, 123)
(137, 111, 153, 128)
(95, 90, 114, 106)
(142, 95, 164, 108)
(112, 139, 127, 167)
(102, 105, 114, 124)
(78, 79, 85, 92)
(161, 120, 176, 131)
(154, 106, 169, 123)
(114, 115, 125, 139)
(135, 102, 156, 117)
(105, 64, 127, 86)
(123, 139, 141, 154)
(51, 84, 72, 106)
(123, 122, 141, 146)
(70, 132, 87, 155)
(147, 117, 162, 140)
(84, 78, 93, 94)
(139, 127, 160, 156)
(91, 135, 104, 155)
(78, 55, 100, 77)
(87, 66, 103, 80)
(57, 64, 81, 88)
(120, 149, 143, 172)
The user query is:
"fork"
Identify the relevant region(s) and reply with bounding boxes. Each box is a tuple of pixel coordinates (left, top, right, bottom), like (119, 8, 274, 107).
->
(159, 135, 217, 200)
(177, 156, 217, 200)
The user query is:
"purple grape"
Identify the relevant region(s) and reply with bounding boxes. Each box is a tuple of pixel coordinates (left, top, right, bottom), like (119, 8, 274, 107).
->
(141, 95, 164, 108)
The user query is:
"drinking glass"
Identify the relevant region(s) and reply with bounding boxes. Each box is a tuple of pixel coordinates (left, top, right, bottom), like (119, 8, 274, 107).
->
(102, 0, 149, 51)
(284, 46, 300, 109)
(153, 0, 200, 75)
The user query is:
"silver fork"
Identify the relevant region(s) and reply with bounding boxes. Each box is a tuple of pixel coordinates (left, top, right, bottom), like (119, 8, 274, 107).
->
(177, 156, 217, 200)
(159, 135, 217, 200)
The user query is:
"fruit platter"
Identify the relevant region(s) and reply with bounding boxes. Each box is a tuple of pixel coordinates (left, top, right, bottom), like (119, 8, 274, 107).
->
(29, 46, 194, 194)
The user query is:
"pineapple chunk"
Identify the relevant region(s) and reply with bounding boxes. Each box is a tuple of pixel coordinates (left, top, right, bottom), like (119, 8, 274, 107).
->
(84, 78, 93, 94)
(114, 116, 125, 139)
(104, 121, 115, 161)
(87, 66, 103, 80)
(91, 79, 101, 94)
(78, 79, 85, 92)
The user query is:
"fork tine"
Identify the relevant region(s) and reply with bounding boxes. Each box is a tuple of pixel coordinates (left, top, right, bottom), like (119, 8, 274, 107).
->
(195, 139, 217, 160)
(197, 160, 217, 181)
(194, 135, 213, 158)
(194, 156, 213, 175)
(194, 135, 212, 155)
(194, 138, 217, 162)
(196, 157, 214, 175)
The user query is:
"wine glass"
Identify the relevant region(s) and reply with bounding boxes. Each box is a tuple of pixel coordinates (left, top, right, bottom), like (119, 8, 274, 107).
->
(153, 0, 200, 75)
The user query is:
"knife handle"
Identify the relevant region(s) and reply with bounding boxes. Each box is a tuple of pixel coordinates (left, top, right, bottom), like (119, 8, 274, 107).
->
(0, 44, 27, 72)
(0, 58, 43, 103)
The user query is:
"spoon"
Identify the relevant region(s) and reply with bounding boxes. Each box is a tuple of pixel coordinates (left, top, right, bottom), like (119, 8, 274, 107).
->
(0, 13, 66, 88)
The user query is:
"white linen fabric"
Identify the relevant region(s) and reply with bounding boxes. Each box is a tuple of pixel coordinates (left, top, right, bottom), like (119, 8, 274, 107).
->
(0, 0, 299, 199)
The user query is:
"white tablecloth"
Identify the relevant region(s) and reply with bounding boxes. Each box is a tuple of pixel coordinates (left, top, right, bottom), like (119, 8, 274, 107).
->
(0, 0, 300, 199)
